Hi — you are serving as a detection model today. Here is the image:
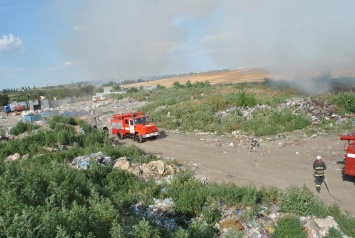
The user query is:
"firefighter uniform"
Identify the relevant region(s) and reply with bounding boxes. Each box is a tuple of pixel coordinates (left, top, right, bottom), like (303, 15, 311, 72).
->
(313, 155, 327, 192)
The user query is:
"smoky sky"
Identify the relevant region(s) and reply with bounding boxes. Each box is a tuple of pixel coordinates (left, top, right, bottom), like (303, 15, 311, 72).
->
(49, 0, 355, 82)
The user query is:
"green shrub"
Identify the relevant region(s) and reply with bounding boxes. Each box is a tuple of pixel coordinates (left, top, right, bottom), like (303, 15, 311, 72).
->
(335, 212, 355, 237)
(279, 185, 318, 216)
(129, 218, 160, 238)
(208, 183, 258, 207)
(187, 219, 215, 238)
(167, 172, 206, 216)
(257, 186, 281, 205)
(173, 81, 184, 89)
(49, 115, 76, 126)
(156, 84, 166, 90)
(329, 91, 355, 114)
(273, 216, 307, 238)
(241, 109, 311, 136)
(324, 227, 343, 238)
(9, 121, 40, 136)
(235, 91, 257, 107)
(202, 205, 221, 227)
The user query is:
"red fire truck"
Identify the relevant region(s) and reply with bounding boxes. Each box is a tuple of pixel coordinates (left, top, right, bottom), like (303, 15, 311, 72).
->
(110, 112, 159, 143)
(340, 133, 355, 179)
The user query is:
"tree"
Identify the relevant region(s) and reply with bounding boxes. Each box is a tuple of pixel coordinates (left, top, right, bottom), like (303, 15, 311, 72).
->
(0, 94, 10, 106)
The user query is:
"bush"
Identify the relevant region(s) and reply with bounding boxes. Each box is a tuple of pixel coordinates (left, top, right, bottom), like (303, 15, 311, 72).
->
(273, 216, 307, 238)
(167, 172, 206, 216)
(257, 186, 281, 205)
(202, 205, 221, 227)
(324, 227, 343, 238)
(241, 109, 311, 136)
(208, 183, 258, 207)
(329, 91, 355, 114)
(9, 121, 40, 136)
(129, 218, 160, 238)
(187, 219, 215, 238)
(335, 212, 355, 237)
(235, 91, 257, 107)
(279, 185, 327, 217)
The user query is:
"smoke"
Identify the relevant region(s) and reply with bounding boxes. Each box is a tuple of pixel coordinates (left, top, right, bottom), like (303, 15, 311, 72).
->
(49, 1, 355, 87)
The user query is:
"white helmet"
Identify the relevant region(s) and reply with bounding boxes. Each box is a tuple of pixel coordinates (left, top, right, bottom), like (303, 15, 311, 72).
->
(316, 155, 322, 160)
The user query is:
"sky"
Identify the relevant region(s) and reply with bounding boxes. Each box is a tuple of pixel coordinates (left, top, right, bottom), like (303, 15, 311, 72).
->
(1, 0, 355, 90)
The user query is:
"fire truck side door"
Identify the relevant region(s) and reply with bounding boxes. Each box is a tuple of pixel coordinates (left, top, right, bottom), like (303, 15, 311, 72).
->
(129, 119, 135, 134)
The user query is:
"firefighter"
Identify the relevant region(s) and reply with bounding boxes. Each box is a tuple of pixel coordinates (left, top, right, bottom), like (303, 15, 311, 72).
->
(313, 155, 327, 192)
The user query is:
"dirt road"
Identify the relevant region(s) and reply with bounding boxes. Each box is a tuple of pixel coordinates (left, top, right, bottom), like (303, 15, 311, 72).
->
(119, 131, 355, 215)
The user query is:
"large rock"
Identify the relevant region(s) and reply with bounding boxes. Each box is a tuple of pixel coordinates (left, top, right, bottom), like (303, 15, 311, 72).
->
(113, 157, 130, 170)
(148, 160, 166, 175)
(10, 153, 21, 161)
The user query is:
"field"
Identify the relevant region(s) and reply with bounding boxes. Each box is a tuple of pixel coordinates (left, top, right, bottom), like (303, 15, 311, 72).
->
(126, 68, 271, 88)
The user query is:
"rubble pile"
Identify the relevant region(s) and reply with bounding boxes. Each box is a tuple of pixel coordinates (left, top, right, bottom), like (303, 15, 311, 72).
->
(113, 157, 181, 179)
(278, 97, 337, 124)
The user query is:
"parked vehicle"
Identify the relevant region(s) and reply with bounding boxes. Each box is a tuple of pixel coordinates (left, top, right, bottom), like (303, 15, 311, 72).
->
(340, 133, 355, 178)
(110, 112, 159, 143)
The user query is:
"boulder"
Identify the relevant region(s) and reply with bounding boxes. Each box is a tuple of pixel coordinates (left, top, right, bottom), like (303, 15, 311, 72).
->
(113, 157, 130, 170)
(10, 153, 21, 161)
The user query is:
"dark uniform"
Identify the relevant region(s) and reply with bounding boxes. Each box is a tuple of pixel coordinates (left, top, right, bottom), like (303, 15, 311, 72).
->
(313, 156, 327, 192)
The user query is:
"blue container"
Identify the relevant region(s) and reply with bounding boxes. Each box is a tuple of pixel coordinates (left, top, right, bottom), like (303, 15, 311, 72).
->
(24, 114, 41, 122)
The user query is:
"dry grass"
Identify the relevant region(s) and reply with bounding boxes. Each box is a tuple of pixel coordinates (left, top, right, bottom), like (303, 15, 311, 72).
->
(126, 68, 271, 88)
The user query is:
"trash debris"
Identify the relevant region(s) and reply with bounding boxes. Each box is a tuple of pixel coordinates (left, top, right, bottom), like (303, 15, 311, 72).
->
(69, 151, 114, 170)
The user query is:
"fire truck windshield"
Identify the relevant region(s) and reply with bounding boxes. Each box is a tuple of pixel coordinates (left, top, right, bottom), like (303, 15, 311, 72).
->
(134, 116, 149, 124)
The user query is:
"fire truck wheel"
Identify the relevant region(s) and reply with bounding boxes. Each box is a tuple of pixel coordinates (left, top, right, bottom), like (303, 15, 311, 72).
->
(135, 134, 143, 143)
(118, 132, 124, 140)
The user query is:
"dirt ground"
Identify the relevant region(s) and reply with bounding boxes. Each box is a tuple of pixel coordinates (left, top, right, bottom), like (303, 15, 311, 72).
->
(118, 130, 355, 216)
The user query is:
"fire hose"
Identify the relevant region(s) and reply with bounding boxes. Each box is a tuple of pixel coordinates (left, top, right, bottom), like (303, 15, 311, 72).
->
(323, 177, 342, 203)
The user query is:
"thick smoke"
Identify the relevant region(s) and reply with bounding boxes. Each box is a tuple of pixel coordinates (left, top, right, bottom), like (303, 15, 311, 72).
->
(49, 1, 355, 88)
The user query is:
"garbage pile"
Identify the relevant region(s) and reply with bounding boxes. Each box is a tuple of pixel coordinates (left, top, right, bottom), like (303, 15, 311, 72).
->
(217, 206, 349, 238)
(215, 97, 343, 125)
(278, 97, 337, 124)
(69, 152, 114, 169)
(134, 198, 176, 231)
(113, 157, 181, 180)
(239, 104, 271, 119)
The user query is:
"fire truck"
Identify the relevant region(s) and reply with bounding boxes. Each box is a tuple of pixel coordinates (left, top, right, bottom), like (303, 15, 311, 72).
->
(340, 133, 355, 179)
(110, 112, 159, 143)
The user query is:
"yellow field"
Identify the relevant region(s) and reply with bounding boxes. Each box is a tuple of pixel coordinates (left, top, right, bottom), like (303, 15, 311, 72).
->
(125, 68, 271, 88)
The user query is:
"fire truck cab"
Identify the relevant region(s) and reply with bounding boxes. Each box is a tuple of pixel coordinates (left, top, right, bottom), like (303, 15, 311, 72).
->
(110, 112, 159, 143)
(340, 133, 355, 178)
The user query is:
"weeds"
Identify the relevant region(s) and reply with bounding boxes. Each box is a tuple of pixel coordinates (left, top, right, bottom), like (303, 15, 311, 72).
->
(273, 216, 307, 238)
(9, 121, 40, 136)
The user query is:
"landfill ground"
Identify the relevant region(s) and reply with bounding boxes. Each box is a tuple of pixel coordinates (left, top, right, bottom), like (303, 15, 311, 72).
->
(2, 99, 355, 217)
(119, 130, 355, 216)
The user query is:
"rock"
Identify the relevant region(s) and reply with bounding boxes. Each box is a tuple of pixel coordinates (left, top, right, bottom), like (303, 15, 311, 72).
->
(22, 154, 29, 160)
(148, 160, 166, 175)
(113, 157, 131, 170)
(219, 219, 244, 231)
(314, 216, 340, 237)
(10, 153, 21, 161)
